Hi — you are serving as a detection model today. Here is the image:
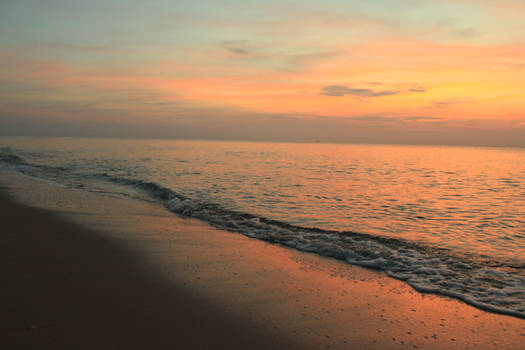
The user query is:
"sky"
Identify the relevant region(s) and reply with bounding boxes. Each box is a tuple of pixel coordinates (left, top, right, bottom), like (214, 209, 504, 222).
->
(0, 0, 524, 147)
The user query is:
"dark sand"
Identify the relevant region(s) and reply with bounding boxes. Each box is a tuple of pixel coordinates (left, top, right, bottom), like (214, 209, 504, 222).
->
(0, 189, 298, 349)
(1, 172, 524, 349)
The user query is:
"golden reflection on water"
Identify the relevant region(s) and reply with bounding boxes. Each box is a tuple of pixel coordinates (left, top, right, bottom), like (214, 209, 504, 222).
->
(1, 137, 524, 261)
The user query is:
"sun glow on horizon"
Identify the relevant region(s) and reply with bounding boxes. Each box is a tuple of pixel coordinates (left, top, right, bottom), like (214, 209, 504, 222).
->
(0, 0, 524, 146)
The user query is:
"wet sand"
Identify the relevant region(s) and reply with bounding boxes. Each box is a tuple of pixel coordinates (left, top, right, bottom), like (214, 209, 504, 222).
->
(1, 172, 524, 349)
(0, 182, 298, 349)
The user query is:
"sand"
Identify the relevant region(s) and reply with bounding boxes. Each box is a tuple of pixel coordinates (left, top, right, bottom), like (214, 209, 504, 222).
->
(1, 172, 524, 349)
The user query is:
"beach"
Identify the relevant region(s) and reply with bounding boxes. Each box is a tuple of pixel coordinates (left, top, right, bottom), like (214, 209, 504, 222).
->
(1, 171, 524, 349)
(2, 0, 524, 347)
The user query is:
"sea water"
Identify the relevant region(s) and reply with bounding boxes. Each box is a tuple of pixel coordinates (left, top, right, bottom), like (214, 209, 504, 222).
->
(1, 136, 523, 317)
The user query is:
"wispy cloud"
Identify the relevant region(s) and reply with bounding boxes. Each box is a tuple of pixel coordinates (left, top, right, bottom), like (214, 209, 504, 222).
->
(342, 115, 444, 124)
(409, 86, 427, 92)
(221, 40, 251, 55)
(345, 115, 401, 122)
(426, 98, 474, 109)
(321, 84, 427, 98)
(405, 116, 443, 121)
(321, 85, 399, 97)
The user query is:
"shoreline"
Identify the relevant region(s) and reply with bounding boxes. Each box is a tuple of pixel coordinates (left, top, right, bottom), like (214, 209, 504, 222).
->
(1, 171, 524, 349)
(0, 177, 298, 349)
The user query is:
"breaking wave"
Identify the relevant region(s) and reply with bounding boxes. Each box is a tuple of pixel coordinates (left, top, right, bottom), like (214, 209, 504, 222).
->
(1, 151, 524, 318)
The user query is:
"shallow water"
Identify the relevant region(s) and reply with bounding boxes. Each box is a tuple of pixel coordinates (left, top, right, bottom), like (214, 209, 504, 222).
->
(1, 136, 524, 317)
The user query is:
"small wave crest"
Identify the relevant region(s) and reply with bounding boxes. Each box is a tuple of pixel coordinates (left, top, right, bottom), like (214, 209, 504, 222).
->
(0, 152, 24, 165)
(1, 151, 524, 318)
(0, 150, 69, 177)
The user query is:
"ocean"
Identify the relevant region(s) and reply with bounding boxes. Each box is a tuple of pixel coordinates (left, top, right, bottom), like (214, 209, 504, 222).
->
(0, 136, 523, 318)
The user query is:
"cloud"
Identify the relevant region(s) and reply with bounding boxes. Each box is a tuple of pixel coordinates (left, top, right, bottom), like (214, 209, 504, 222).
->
(320, 85, 399, 97)
(345, 115, 401, 123)
(426, 98, 474, 109)
(321, 83, 429, 97)
(409, 86, 427, 92)
(450, 27, 479, 39)
(405, 116, 442, 121)
(222, 40, 251, 55)
(334, 114, 445, 125)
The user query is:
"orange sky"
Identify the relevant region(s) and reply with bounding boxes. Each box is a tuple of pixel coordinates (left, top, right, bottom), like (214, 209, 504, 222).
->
(0, 1, 524, 146)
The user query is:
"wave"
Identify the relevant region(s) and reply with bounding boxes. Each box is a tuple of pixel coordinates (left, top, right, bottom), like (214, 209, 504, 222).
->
(0, 152, 24, 165)
(2, 151, 524, 318)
